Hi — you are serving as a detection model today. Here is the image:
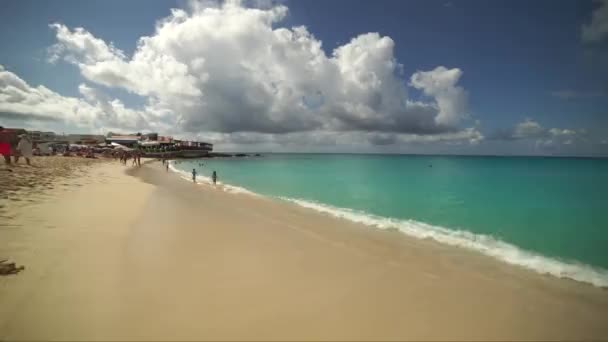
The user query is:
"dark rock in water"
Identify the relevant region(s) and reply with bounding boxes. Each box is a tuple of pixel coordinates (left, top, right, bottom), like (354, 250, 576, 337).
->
(235, 153, 247, 157)
(209, 152, 232, 158)
(254, 154, 261, 157)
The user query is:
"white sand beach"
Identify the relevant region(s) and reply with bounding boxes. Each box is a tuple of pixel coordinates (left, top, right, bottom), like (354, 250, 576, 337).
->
(1, 158, 607, 341)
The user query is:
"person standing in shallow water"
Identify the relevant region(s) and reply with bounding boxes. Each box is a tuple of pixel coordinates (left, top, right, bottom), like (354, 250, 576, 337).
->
(212, 170, 217, 185)
(192, 168, 197, 183)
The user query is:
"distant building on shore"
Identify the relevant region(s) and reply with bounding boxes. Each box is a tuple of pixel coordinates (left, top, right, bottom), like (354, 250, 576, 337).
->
(105, 135, 141, 148)
(5, 128, 213, 154)
(29, 131, 56, 142)
(65, 134, 106, 145)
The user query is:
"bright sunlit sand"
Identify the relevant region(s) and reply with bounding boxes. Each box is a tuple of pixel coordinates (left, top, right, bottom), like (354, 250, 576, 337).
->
(1, 160, 607, 341)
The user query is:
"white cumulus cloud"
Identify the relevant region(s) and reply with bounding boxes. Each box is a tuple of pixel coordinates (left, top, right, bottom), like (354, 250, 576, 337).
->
(490, 118, 590, 150)
(513, 118, 546, 139)
(0, 65, 154, 132)
(0, 0, 489, 153)
(582, 0, 608, 43)
(45, 0, 473, 137)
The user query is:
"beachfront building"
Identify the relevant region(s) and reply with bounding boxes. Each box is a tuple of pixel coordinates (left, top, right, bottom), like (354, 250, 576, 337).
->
(29, 131, 56, 142)
(66, 134, 106, 145)
(138, 134, 213, 158)
(106, 135, 141, 148)
(22, 131, 104, 145)
(141, 132, 158, 141)
(138, 135, 173, 150)
(5, 128, 214, 157)
(173, 140, 213, 151)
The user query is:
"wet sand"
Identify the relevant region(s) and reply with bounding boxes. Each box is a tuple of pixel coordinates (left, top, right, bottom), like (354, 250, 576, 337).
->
(1, 160, 607, 340)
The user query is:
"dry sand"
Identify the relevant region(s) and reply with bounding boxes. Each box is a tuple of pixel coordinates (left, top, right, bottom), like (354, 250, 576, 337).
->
(1, 160, 607, 341)
(0, 156, 104, 200)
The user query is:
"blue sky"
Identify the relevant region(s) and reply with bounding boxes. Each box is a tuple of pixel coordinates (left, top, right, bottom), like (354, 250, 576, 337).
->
(1, 0, 607, 155)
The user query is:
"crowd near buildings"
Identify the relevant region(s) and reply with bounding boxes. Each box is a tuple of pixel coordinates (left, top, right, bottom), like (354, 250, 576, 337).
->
(0, 127, 214, 162)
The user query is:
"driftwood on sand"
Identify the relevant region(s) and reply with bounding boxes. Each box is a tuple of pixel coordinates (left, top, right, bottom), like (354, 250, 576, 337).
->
(0, 260, 25, 275)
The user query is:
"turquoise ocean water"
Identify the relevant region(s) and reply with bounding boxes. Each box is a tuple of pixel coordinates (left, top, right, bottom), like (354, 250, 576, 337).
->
(171, 154, 608, 287)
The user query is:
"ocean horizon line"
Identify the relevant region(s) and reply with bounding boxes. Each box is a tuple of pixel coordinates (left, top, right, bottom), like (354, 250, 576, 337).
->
(215, 151, 608, 159)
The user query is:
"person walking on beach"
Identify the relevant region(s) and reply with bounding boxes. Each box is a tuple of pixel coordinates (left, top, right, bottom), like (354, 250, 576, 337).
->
(16, 134, 33, 165)
(166, 163, 169, 172)
(212, 170, 217, 185)
(192, 168, 197, 183)
(0, 126, 12, 165)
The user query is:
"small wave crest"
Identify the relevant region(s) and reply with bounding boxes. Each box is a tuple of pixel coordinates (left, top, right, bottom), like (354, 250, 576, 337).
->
(168, 162, 258, 196)
(280, 197, 608, 288)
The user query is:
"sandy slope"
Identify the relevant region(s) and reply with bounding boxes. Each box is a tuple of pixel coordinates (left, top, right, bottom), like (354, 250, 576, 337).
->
(0, 160, 607, 341)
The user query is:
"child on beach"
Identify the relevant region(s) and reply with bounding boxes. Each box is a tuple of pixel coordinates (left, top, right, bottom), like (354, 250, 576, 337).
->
(192, 168, 197, 183)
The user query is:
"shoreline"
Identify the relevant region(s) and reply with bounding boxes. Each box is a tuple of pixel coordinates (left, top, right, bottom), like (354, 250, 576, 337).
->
(1, 159, 608, 340)
(168, 160, 608, 289)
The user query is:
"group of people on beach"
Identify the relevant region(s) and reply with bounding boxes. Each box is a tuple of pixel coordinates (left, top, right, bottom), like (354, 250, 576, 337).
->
(115, 150, 141, 167)
(0, 126, 33, 166)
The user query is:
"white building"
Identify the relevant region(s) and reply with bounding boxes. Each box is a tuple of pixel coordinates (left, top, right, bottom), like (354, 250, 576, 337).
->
(29, 131, 56, 141)
(66, 134, 106, 144)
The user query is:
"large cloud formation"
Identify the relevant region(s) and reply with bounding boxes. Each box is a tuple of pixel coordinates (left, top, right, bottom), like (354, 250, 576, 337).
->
(1, 0, 486, 149)
(0, 65, 160, 132)
(41, 0, 475, 137)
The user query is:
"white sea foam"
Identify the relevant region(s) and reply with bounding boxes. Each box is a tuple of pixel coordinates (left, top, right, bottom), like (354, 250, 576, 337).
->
(280, 197, 608, 288)
(167, 162, 608, 288)
(222, 183, 259, 196)
(168, 162, 195, 182)
(168, 162, 258, 196)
